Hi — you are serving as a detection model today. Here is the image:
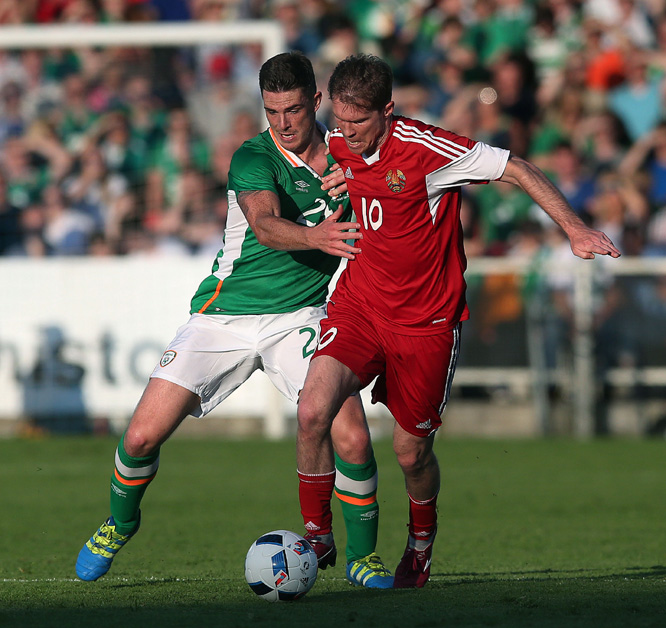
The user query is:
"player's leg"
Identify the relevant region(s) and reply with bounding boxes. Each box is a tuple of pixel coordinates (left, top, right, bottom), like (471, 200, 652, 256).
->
(330, 395, 391, 587)
(112, 378, 200, 532)
(258, 307, 341, 567)
(77, 313, 260, 581)
(76, 378, 199, 581)
(297, 354, 359, 474)
(331, 394, 377, 564)
(379, 324, 460, 588)
(298, 312, 393, 588)
(392, 424, 440, 589)
(296, 355, 358, 567)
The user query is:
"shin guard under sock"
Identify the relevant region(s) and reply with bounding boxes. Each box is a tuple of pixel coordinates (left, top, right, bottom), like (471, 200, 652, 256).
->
(110, 435, 159, 535)
(334, 453, 379, 562)
(297, 470, 335, 535)
(408, 492, 438, 549)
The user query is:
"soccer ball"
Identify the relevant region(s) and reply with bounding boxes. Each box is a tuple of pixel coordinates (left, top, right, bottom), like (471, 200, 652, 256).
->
(244, 530, 318, 602)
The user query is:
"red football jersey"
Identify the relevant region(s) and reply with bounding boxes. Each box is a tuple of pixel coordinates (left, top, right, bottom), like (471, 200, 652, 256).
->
(328, 115, 510, 335)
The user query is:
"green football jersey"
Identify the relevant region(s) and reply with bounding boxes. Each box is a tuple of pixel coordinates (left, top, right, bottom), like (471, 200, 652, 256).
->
(190, 126, 351, 315)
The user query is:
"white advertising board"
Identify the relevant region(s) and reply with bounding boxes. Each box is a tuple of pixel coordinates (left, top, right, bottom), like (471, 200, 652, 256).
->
(0, 257, 293, 435)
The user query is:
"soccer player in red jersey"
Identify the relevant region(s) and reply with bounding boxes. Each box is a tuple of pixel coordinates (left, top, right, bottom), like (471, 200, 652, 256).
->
(298, 54, 622, 588)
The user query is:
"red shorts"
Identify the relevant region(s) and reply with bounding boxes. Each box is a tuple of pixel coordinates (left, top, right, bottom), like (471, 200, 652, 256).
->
(315, 300, 461, 437)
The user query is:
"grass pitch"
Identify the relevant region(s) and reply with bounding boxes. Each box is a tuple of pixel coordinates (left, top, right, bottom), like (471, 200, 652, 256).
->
(1, 435, 664, 627)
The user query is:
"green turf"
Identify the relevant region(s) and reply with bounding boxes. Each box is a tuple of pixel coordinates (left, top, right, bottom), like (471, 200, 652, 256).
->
(1, 435, 664, 627)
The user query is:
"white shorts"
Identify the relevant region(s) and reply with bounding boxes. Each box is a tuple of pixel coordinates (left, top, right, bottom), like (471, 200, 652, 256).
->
(151, 307, 325, 417)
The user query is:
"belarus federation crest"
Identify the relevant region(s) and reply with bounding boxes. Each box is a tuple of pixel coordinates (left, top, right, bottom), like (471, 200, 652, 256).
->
(386, 169, 406, 193)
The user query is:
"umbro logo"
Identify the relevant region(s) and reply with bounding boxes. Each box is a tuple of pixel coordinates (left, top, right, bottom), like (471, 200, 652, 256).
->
(415, 419, 432, 430)
(295, 180, 310, 192)
(111, 484, 127, 497)
(344, 166, 354, 179)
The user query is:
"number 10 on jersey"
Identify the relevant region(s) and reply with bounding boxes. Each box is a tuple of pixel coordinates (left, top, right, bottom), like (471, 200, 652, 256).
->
(360, 197, 383, 231)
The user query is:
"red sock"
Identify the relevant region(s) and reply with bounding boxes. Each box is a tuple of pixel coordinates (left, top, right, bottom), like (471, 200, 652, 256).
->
(298, 470, 335, 535)
(408, 492, 438, 538)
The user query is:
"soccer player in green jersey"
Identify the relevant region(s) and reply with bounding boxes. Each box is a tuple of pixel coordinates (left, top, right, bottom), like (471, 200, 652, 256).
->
(75, 52, 393, 588)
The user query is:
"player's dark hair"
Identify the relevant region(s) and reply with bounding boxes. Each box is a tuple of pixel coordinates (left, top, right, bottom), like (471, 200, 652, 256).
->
(259, 51, 317, 97)
(327, 54, 393, 111)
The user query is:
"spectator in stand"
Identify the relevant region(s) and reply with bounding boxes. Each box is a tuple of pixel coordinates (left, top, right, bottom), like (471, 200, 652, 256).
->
(527, 3, 571, 90)
(33, 1, 76, 23)
(185, 53, 257, 146)
(150, 167, 223, 255)
(468, 171, 536, 255)
(41, 183, 96, 255)
(608, 47, 666, 143)
(57, 74, 99, 153)
(546, 141, 597, 220)
(144, 108, 209, 231)
(574, 110, 630, 176)
(148, 0, 191, 21)
(530, 86, 587, 161)
(582, 18, 626, 93)
(94, 111, 147, 185)
(619, 122, 666, 209)
(424, 57, 467, 119)
(58, 0, 99, 24)
(87, 62, 126, 114)
(477, 0, 534, 65)
(2, 123, 71, 211)
(1, 136, 46, 210)
(0, 171, 23, 254)
(16, 50, 63, 123)
(122, 73, 166, 162)
(440, 84, 511, 151)
(490, 51, 538, 156)
(271, 0, 323, 55)
(409, 15, 477, 116)
(317, 13, 362, 70)
(0, 81, 27, 146)
(9, 203, 49, 256)
(584, 0, 655, 49)
(587, 172, 649, 252)
(0, 0, 25, 24)
(62, 143, 130, 236)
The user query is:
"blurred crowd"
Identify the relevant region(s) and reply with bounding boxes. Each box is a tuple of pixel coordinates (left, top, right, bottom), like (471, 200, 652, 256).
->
(2, 0, 666, 261)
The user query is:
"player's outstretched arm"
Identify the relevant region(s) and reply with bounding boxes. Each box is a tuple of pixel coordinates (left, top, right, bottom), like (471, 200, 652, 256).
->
(238, 190, 362, 259)
(499, 155, 621, 260)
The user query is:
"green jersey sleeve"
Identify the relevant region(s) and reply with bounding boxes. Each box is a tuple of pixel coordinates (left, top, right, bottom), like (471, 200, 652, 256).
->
(228, 143, 279, 194)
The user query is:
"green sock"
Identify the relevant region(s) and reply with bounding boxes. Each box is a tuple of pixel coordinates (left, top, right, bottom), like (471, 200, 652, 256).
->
(334, 452, 379, 563)
(110, 433, 160, 535)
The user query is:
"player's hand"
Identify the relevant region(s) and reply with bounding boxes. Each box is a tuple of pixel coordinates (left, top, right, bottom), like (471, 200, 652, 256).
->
(569, 226, 621, 259)
(321, 163, 348, 198)
(309, 205, 362, 259)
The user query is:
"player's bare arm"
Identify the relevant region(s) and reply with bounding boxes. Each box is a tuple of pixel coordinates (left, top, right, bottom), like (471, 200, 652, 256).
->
(500, 155, 621, 260)
(238, 189, 362, 259)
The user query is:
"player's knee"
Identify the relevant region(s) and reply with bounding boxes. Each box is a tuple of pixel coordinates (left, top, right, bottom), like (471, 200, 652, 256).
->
(395, 446, 430, 476)
(123, 427, 159, 458)
(332, 422, 371, 462)
(333, 431, 371, 462)
(297, 394, 330, 439)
